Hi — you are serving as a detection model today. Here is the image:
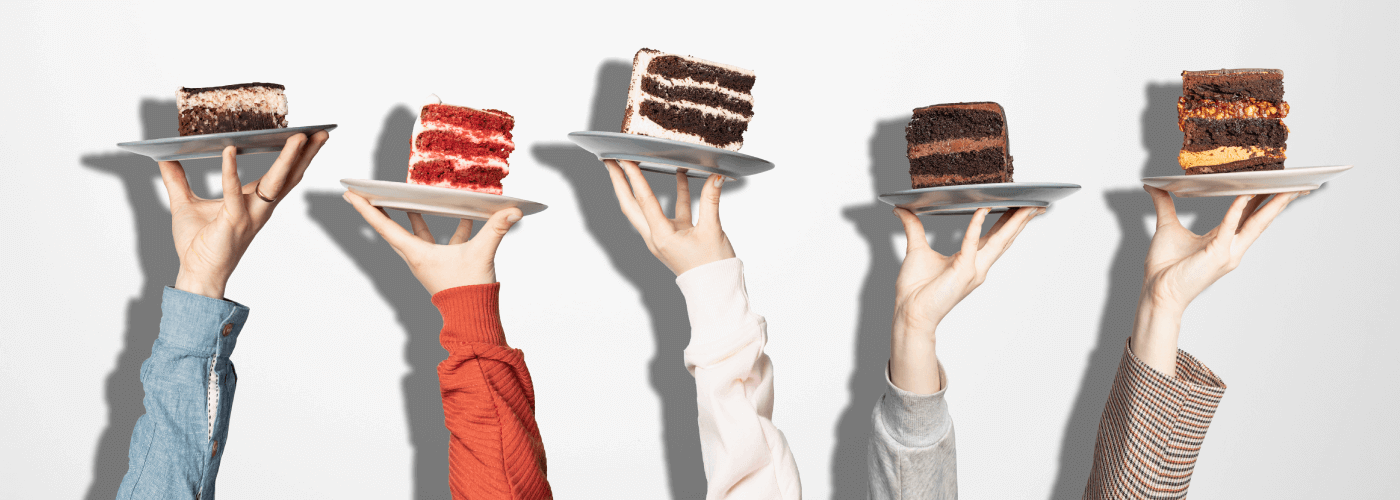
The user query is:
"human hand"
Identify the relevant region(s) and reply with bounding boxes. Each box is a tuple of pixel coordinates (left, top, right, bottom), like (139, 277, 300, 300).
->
(342, 192, 521, 295)
(160, 132, 329, 299)
(1132, 186, 1304, 373)
(602, 159, 735, 276)
(890, 206, 1041, 393)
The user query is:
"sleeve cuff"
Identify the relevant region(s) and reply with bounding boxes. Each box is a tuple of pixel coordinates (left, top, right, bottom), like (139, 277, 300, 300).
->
(432, 283, 506, 346)
(1123, 339, 1227, 394)
(675, 258, 764, 364)
(159, 286, 249, 357)
(878, 362, 953, 448)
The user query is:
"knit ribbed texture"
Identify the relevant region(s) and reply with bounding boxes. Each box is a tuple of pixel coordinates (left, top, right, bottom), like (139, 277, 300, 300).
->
(433, 283, 552, 499)
(1083, 340, 1226, 500)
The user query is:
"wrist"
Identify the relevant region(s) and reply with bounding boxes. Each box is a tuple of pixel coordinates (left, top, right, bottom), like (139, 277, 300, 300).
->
(175, 270, 226, 300)
(1131, 287, 1185, 374)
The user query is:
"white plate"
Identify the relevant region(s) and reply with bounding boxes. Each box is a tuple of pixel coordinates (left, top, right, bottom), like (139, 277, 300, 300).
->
(879, 182, 1081, 216)
(1142, 165, 1352, 197)
(340, 179, 547, 221)
(566, 131, 774, 179)
(117, 124, 338, 161)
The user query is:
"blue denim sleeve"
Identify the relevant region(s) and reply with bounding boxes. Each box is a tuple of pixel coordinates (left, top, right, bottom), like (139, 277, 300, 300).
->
(116, 287, 247, 500)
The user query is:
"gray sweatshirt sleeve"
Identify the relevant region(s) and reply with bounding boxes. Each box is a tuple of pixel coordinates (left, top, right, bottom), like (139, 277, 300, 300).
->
(867, 363, 957, 499)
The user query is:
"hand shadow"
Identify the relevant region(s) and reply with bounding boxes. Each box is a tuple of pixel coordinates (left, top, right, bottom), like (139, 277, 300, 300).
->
(81, 99, 276, 500)
(529, 59, 748, 498)
(829, 117, 970, 498)
(304, 105, 489, 500)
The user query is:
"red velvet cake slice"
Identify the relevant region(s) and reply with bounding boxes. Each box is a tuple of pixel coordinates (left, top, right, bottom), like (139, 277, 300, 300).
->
(408, 96, 515, 195)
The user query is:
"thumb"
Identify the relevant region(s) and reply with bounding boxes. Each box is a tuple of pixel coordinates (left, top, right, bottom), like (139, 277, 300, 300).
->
(697, 174, 724, 229)
(471, 207, 523, 254)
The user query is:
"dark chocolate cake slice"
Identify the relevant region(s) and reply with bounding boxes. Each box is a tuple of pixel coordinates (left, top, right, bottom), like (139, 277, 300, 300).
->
(1177, 69, 1289, 174)
(177, 83, 288, 136)
(622, 48, 755, 151)
(905, 102, 1013, 188)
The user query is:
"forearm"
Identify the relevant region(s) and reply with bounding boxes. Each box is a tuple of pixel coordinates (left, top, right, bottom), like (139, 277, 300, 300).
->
(679, 258, 801, 499)
(1083, 340, 1226, 500)
(1130, 286, 1186, 376)
(433, 283, 551, 499)
(889, 316, 942, 395)
(117, 287, 246, 500)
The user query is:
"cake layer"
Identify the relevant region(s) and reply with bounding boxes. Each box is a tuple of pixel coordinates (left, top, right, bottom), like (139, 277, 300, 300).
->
(415, 130, 514, 159)
(641, 77, 754, 117)
(1177, 96, 1288, 128)
(1179, 145, 1285, 169)
(637, 101, 747, 147)
(1181, 118, 1288, 151)
(908, 136, 1006, 159)
(1182, 69, 1284, 101)
(912, 171, 1011, 189)
(647, 54, 756, 93)
(421, 104, 514, 134)
(907, 103, 1007, 143)
(176, 83, 287, 136)
(408, 159, 505, 194)
(1184, 158, 1284, 175)
(909, 148, 1013, 177)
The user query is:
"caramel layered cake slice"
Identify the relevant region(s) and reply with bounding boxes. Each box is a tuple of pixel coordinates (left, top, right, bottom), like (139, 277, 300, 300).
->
(177, 83, 288, 136)
(622, 48, 756, 151)
(407, 97, 514, 195)
(905, 102, 1014, 188)
(1178, 69, 1290, 174)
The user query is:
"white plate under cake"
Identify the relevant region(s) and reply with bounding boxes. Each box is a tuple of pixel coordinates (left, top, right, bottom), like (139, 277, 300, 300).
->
(879, 182, 1081, 216)
(1142, 165, 1351, 197)
(340, 179, 547, 221)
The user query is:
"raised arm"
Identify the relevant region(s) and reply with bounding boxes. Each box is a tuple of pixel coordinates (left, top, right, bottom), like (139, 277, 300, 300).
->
(118, 133, 329, 499)
(602, 159, 800, 499)
(869, 206, 1041, 499)
(1084, 186, 1303, 499)
(343, 193, 548, 498)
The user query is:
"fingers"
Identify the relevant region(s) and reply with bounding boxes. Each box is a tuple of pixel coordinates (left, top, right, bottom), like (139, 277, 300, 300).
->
(959, 208, 991, 260)
(894, 208, 927, 254)
(1215, 194, 1253, 245)
(674, 170, 692, 225)
(1237, 192, 1269, 231)
(342, 191, 421, 250)
(1235, 191, 1300, 251)
(469, 207, 523, 257)
(255, 133, 308, 200)
(406, 212, 434, 243)
(282, 130, 329, 193)
(448, 218, 474, 245)
(156, 160, 194, 208)
(219, 147, 249, 224)
(697, 174, 724, 230)
(1144, 185, 1180, 228)
(602, 160, 651, 237)
(981, 208, 1016, 247)
(981, 206, 1041, 258)
(618, 160, 673, 238)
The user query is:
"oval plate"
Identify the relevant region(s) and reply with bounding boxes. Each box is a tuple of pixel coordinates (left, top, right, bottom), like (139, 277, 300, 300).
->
(567, 130, 774, 179)
(879, 182, 1082, 216)
(340, 179, 547, 221)
(1142, 165, 1352, 197)
(117, 124, 339, 161)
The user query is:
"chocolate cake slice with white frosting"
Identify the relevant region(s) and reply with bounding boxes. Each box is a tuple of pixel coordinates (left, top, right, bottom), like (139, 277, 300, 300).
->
(622, 48, 755, 151)
(905, 102, 1014, 188)
(177, 83, 288, 136)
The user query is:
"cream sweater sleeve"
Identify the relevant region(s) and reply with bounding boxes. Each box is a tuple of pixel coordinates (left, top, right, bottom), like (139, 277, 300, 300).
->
(677, 258, 802, 500)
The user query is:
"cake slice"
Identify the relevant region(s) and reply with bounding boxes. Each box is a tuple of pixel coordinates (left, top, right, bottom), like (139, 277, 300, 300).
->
(1177, 69, 1289, 174)
(407, 97, 514, 195)
(177, 83, 288, 136)
(905, 102, 1014, 188)
(622, 48, 756, 151)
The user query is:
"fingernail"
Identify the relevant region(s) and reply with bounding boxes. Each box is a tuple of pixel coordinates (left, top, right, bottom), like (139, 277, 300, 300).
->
(506, 213, 522, 223)
(714, 176, 724, 188)
(341, 192, 350, 202)
(1038, 208, 1047, 216)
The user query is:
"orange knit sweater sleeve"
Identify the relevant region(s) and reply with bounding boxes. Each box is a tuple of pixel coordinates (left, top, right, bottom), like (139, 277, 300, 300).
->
(432, 283, 552, 500)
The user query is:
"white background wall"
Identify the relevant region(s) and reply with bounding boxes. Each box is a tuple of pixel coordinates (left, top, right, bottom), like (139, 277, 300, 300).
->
(2, 1, 1396, 498)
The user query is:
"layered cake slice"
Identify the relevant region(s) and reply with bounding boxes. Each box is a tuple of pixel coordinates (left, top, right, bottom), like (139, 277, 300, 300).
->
(407, 96, 514, 195)
(905, 102, 1014, 188)
(622, 48, 756, 151)
(177, 83, 288, 136)
(1178, 69, 1289, 174)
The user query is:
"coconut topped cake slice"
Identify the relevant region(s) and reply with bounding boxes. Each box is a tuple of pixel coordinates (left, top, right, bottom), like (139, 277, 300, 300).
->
(622, 48, 756, 151)
(176, 83, 288, 136)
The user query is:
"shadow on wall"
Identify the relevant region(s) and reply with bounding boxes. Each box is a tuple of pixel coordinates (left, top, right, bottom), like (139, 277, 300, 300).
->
(305, 105, 479, 500)
(529, 59, 744, 498)
(1045, 82, 1234, 499)
(81, 100, 276, 500)
(830, 117, 970, 498)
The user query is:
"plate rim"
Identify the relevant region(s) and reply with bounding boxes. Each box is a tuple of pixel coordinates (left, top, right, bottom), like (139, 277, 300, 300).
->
(117, 123, 339, 147)
(879, 181, 1084, 198)
(339, 178, 548, 220)
(876, 182, 1083, 216)
(1141, 164, 1353, 183)
(566, 130, 775, 176)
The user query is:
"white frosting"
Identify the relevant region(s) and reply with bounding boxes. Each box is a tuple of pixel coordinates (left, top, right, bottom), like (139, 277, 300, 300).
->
(178, 86, 287, 115)
(624, 49, 751, 150)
